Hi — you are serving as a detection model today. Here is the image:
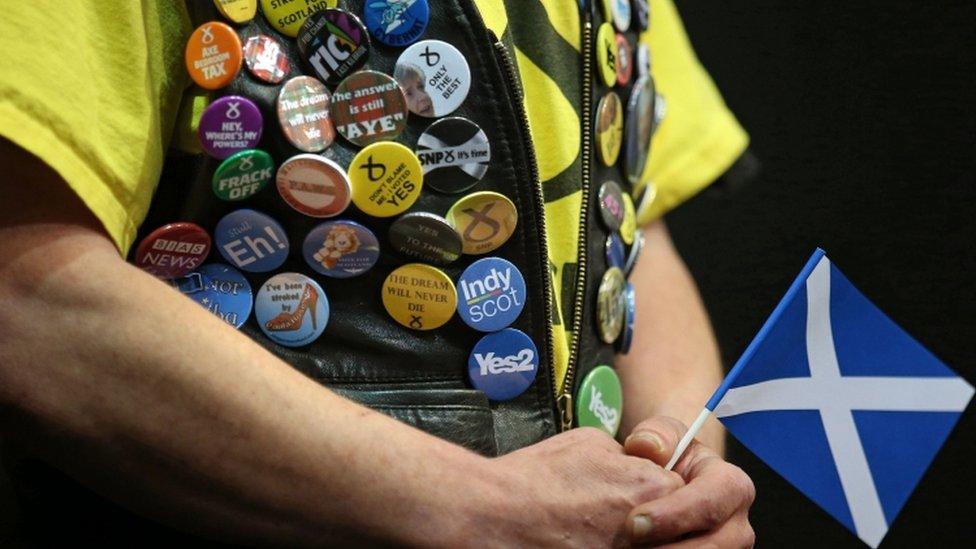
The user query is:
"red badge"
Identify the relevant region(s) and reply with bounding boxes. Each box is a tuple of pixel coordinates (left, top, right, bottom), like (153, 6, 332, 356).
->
(134, 222, 212, 279)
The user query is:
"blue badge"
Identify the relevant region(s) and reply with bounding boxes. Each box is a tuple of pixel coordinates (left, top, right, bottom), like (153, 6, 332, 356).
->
(183, 263, 253, 329)
(606, 233, 625, 269)
(363, 0, 430, 47)
(456, 257, 526, 332)
(214, 209, 289, 273)
(618, 282, 635, 354)
(303, 220, 380, 278)
(467, 328, 539, 401)
(254, 272, 330, 347)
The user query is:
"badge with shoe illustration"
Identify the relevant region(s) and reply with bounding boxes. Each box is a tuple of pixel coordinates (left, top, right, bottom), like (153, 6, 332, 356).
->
(255, 272, 330, 347)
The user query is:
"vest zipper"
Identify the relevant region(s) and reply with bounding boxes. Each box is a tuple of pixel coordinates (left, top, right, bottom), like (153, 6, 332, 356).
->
(491, 39, 559, 432)
(557, 3, 597, 432)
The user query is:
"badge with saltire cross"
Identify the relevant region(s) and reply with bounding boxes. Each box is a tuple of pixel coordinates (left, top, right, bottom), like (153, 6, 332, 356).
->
(667, 248, 973, 548)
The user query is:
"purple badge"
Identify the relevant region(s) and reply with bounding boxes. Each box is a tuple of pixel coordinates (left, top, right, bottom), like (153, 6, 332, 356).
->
(199, 96, 264, 159)
(302, 220, 380, 278)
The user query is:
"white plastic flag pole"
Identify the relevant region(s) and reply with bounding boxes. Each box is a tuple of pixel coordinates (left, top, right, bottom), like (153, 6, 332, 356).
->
(665, 408, 711, 471)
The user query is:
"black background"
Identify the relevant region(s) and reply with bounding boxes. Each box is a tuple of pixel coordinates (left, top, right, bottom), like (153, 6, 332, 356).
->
(669, 1, 975, 547)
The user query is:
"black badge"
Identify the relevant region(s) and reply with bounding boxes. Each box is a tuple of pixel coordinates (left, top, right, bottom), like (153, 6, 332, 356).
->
(416, 117, 491, 194)
(297, 9, 370, 88)
(389, 212, 463, 265)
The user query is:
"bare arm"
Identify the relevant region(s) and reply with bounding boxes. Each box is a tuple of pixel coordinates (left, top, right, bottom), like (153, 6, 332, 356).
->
(615, 220, 725, 454)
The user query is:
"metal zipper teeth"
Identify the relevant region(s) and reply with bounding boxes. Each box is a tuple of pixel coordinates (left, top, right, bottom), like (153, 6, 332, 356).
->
(558, 6, 597, 432)
(492, 40, 559, 430)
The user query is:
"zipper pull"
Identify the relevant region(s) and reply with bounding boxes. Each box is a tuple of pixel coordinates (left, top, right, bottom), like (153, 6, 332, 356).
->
(557, 392, 574, 432)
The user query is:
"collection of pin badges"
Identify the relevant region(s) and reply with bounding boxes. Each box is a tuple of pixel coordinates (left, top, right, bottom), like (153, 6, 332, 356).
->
(132, 0, 551, 403)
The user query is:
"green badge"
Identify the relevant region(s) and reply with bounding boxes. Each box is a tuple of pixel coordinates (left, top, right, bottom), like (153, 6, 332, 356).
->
(576, 365, 623, 436)
(212, 149, 274, 201)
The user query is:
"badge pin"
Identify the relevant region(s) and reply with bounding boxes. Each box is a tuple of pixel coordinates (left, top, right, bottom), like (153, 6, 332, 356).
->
(605, 0, 632, 32)
(135, 222, 212, 279)
(395, 40, 471, 117)
(457, 257, 527, 332)
(416, 117, 490, 194)
(468, 328, 539, 401)
(349, 142, 424, 217)
(618, 282, 635, 354)
(244, 34, 290, 83)
(615, 33, 633, 86)
(260, 0, 338, 38)
(296, 8, 370, 86)
(214, 0, 258, 24)
(331, 70, 409, 147)
(598, 180, 626, 231)
(277, 76, 336, 152)
(606, 233, 625, 269)
(382, 264, 457, 330)
(619, 192, 637, 245)
(276, 154, 352, 218)
(184, 22, 242, 90)
(199, 96, 263, 159)
(597, 267, 626, 344)
(388, 212, 463, 265)
(446, 191, 518, 255)
(214, 209, 289, 273)
(185, 263, 253, 329)
(595, 91, 623, 167)
(303, 220, 380, 278)
(595, 22, 617, 88)
(255, 272, 330, 347)
(626, 75, 656, 185)
(624, 228, 645, 278)
(364, 0, 430, 47)
(213, 149, 274, 201)
(576, 365, 623, 436)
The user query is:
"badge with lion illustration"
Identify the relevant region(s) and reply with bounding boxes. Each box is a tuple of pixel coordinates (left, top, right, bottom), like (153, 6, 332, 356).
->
(302, 220, 380, 278)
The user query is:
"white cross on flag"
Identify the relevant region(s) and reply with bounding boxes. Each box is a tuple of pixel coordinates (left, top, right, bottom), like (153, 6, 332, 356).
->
(708, 249, 973, 547)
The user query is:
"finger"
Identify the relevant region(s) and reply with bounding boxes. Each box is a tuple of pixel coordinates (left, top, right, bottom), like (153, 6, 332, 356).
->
(624, 416, 689, 466)
(651, 510, 755, 549)
(627, 457, 754, 545)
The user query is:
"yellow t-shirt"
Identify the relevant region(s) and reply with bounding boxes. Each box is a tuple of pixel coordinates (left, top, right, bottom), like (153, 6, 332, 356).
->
(0, 1, 746, 389)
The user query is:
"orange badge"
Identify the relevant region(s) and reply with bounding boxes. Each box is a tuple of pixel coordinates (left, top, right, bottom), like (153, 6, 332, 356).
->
(185, 21, 243, 90)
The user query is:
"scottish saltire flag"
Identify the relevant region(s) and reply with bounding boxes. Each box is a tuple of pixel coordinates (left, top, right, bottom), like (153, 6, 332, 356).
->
(710, 249, 973, 548)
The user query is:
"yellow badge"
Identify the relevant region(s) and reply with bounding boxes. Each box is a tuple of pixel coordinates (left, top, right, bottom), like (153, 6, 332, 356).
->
(259, 0, 336, 37)
(595, 22, 617, 88)
(382, 263, 457, 330)
(595, 91, 623, 166)
(349, 142, 424, 217)
(446, 191, 518, 255)
(214, 0, 257, 24)
(620, 192, 636, 245)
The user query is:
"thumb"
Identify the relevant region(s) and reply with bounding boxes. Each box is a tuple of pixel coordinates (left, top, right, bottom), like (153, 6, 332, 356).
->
(624, 416, 689, 466)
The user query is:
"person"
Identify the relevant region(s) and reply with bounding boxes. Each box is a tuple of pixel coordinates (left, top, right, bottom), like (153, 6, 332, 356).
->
(395, 62, 436, 117)
(0, 0, 755, 546)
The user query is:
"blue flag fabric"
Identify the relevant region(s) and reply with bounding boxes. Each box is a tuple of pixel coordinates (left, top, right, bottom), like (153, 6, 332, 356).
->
(710, 249, 973, 548)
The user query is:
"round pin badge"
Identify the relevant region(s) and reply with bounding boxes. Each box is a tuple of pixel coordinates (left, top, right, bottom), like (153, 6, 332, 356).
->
(212, 149, 274, 201)
(255, 272, 330, 347)
(382, 263, 457, 331)
(259, 0, 337, 38)
(388, 212, 462, 265)
(634, 0, 650, 31)
(185, 263, 253, 328)
(615, 34, 633, 86)
(446, 191, 518, 255)
(296, 8, 370, 86)
(185, 21, 243, 90)
(619, 192, 637, 245)
(635, 180, 657, 222)
(457, 257, 527, 332)
(618, 282, 635, 354)
(134, 222, 212, 279)
(606, 0, 632, 32)
(214, 209, 289, 272)
(626, 75, 656, 185)
(303, 220, 380, 278)
(624, 227, 645, 277)
(277, 76, 335, 152)
(199, 96, 263, 159)
(605, 233, 625, 269)
(416, 117, 490, 194)
(363, 0, 430, 47)
(244, 34, 290, 84)
(349, 142, 423, 217)
(597, 267, 626, 344)
(331, 70, 408, 147)
(598, 180, 626, 231)
(595, 91, 623, 167)
(276, 154, 351, 218)
(467, 328, 539, 401)
(595, 22, 617, 87)
(214, 0, 258, 24)
(395, 40, 471, 117)
(576, 365, 623, 436)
